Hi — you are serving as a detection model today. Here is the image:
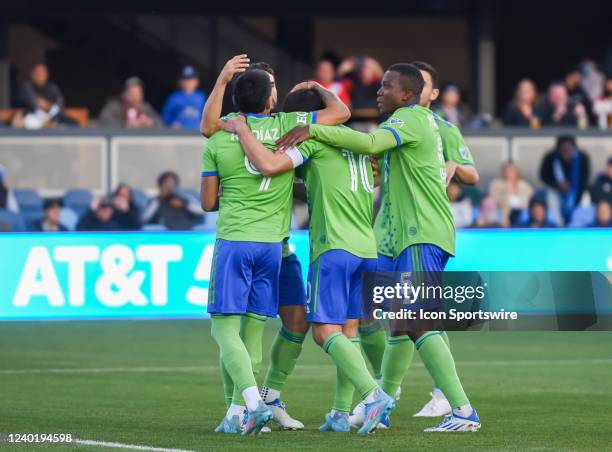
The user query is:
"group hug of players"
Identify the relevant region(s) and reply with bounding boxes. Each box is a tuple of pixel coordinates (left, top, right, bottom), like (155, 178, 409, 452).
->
(199, 54, 481, 435)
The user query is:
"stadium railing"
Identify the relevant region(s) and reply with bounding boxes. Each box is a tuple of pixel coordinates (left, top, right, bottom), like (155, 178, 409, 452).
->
(0, 128, 610, 196)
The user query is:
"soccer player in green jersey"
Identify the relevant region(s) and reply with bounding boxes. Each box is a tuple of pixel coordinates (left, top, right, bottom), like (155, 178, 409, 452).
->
(275, 63, 481, 432)
(410, 61, 479, 418)
(201, 63, 350, 433)
(221, 87, 396, 435)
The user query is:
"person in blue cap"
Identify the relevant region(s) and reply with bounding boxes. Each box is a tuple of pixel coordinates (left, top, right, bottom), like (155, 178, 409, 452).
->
(162, 66, 207, 128)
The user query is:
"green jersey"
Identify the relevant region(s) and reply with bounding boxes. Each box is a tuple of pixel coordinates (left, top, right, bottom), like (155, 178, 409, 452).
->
(373, 111, 474, 257)
(201, 111, 315, 242)
(297, 137, 377, 263)
(310, 104, 455, 257)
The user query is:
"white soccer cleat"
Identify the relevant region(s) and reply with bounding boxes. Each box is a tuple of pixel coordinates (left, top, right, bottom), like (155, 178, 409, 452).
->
(413, 391, 452, 417)
(349, 401, 365, 428)
(266, 399, 304, 430)
(260, 426, 271, 433)
(424, 409, 481, 432)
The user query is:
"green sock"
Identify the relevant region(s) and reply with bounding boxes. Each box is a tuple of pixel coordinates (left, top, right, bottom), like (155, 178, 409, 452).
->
(210, 315, 257, 397)
(231, 312, 267, 405)
(381, 335, 414, 397)
(323, 332, 378, 399)
(359, 322, 387, 379)
(416, 331, 469, 408)
(220, 357, 233, 408)
(333, 337, 360, 412)
(433, 331, 451, 391)
(263, 327, 306, 391)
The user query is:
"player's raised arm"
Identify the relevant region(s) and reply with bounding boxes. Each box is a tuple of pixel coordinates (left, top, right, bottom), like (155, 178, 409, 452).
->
(222, 116, 304, 176)
(200, 54, 250, 137)
(291, 81, 351, 125)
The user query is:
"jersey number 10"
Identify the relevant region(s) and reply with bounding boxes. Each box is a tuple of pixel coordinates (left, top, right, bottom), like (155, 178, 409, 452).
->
(342, 151, 374, 193)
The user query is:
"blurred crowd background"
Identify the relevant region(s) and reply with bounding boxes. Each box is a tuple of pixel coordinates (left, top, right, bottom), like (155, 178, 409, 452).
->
(0, 1, 610, 233)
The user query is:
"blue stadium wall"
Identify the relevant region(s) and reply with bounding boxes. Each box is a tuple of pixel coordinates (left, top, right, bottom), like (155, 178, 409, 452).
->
(0, 230, 611, 320)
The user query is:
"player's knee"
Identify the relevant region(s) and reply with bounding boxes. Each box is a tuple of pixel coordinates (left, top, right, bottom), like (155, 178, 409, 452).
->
(282, 315, 309, 336)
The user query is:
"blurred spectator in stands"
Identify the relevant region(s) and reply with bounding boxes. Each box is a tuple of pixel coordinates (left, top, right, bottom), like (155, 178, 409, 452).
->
(434, 84, 471, 127)
(540, 135, 591, 222)
(564, 68, 593, 122)
(580, 60, 605, 103)
(489, 162, 534, 226)
(502, 79, 540, 128)
(593, 78, 612, 129)
(77, 198, 120, 231)
(474, 196, 502, 228)
(33, 199, 67, 232)
(538, 81, 588, 128)
(525, 197, 556, 228)
(0, 164, 19, 214)
(12, 89, 78, 129)
(98, 77, 163, 128)
(314, 59, 351, 105)
(590, 156, 612, 204)
(338, 56, 383, 125)
(591, 200, 612, 228)
(162, 66, 206, 129)
(14, 63, 64, 111)
(110, 183, 141, 230)
(143, 171, 202, 230)
(447, 180, 473, 228)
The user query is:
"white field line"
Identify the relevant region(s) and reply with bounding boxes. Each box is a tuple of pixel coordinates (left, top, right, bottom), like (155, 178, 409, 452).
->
(74, 439, 193, 452)
(0, 358, 611, 376)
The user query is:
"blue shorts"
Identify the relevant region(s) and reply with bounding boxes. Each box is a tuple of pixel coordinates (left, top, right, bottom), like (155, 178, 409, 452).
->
(208, 239, 282, 317)
(393, 243, 450, 312)
(279, 253, 306, 307)
(377, 253, 394, 272)
(307, 249, 378, 324)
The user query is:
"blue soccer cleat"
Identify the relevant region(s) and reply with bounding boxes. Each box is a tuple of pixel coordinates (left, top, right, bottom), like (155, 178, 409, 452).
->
(319, 411, 350, 432)
(242, 401, 273, 435)
(357, 389, 396, 435)
(214, 414, 242, 434)
(424, 408, 481, 432)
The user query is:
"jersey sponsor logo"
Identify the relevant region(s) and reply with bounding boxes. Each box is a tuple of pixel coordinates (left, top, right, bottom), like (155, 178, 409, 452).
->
(389, 117, 404, 128)
(459, 147, 470, 159)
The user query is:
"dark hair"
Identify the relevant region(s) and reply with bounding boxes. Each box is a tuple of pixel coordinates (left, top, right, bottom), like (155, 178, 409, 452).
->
(283, 88, 325, 113)
(387, 63, 424, 97)
(233, 69, 272, 113)
(556, 134, 576, 149)
(411, 61, 439, 89)
(157, 170, 179, 187)
(43, 198, 63, 210)
(249, 62, 274, 76)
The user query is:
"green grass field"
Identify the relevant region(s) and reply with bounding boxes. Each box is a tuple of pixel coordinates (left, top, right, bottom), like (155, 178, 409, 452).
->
(1, 320, 611, 451)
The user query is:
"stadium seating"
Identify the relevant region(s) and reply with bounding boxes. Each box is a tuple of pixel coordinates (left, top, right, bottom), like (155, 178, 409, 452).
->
(13, 189, 43, 229)
(0, 209, 26, 232)
(63, 189, 93, 218)
(569, 205, 596, 228)
(59, 207, 79, 231)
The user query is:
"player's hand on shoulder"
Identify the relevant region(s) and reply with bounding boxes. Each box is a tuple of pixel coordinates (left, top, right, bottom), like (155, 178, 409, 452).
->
(219, 54, 250, 84)
(220, 115, 247, 133)
(276, 125, 310, 151)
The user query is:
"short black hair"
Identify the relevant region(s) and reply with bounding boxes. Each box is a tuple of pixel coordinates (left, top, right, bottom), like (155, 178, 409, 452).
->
(157, 170, 179, 187)
(233, 69, 272, 113)
(387, 63, 424, 97)
(411, 61, 439, 89)
(249, 62, 274, 76)
(43, 198, 62, 210)
(282, 88, 325, 113)
(556, 134, 576, 148)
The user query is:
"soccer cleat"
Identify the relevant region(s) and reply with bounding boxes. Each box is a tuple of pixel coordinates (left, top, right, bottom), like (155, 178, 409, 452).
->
(357, 389, 396, 435)
(241, 401, 273, 435)
(214, 415, 242, 434)
(260, 426, 271, 433)
(350, 401, 390, 429)
(319, 411, 350, 432)
(266, 399, 304, 430)
(423, 408, 481, 432)
(413, 391, 452, 417)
